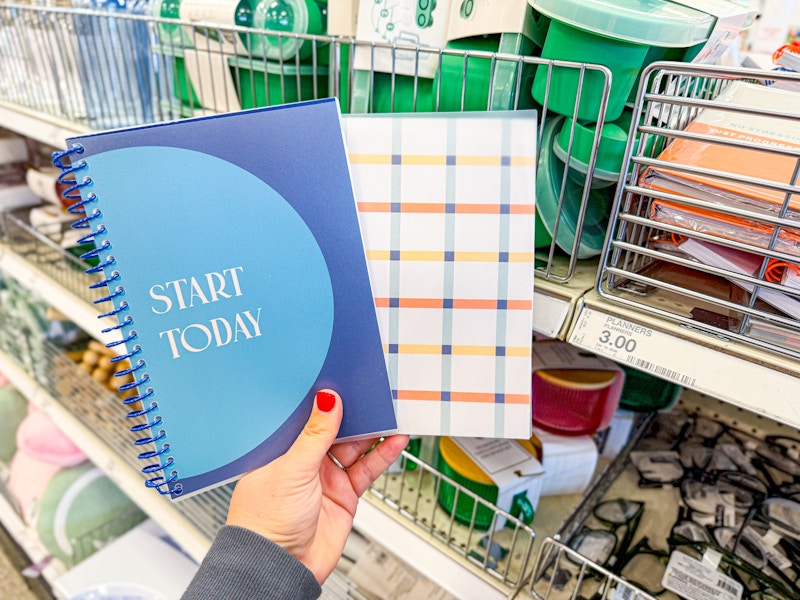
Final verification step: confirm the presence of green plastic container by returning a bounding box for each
[618,364,682,412]
[536,116,612,258]
[236,0,329,63]
[231,56,328,108]
[553,118,629,189]
[151,0,200,110]
[436,437,536,530]
[371,72,435,113]
[434,36,499,112]
[529,0,714,122]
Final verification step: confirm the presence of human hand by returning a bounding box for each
[226,389,409,584]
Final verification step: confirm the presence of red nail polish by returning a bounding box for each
[316,390,335,412]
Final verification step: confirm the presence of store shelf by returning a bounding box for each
[569,290,800,430]
[0,242,123,351]
[533,258,599,339]
[0,101,89,150]
[0,349,213,564]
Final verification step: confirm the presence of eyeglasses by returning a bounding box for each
[567,411,800,598]
[567,499,645,571]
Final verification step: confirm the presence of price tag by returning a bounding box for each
[569,307,697,388]
[662,550,742,600]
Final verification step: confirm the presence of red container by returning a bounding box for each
[531,368,623,436]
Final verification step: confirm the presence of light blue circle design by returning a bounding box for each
[87,146,334,478]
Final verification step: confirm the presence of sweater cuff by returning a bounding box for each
[182,525,322,600]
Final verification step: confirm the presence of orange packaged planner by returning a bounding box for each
[640,81,800,255]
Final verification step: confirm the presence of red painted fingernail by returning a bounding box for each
[316,390,336,412]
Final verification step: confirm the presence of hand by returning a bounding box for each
[226,389,409,583]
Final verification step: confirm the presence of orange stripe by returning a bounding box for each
[456,204,498,214]
[399,298,443,308]
[452,299,498,309]
[398,390,442,401]
[404,203,445,213]
[374,298,532,310]
[357,201,391,212]
[506,300,533,310]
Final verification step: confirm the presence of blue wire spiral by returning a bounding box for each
[51,145,180,497]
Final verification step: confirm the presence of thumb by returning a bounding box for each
[286,389,342,468]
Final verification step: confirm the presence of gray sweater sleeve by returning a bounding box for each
[182,525,322,600]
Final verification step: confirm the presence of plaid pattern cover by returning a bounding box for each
[343,111,537,438]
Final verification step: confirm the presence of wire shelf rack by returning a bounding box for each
[598,62,800,361]
[0,1,613,282]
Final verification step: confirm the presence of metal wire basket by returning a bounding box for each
[0,1,614,282]
[598,62,800,361]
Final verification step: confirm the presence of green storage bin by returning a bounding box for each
[529,0,714,122]
[231,56,329,108]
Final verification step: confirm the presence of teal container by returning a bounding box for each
[529,0,714,122]
[553,117,629,189]
[536,116,612,258]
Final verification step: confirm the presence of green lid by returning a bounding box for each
[528,0,714,47]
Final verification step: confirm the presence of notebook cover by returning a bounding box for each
[64,98,396,499]
[343,111,536,439]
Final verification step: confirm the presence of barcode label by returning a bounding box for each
[625,356,697,387]
[717,579,739,595]
[663,551,742,600]
[612,583,636,600]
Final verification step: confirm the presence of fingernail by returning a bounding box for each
[316,390,335,412]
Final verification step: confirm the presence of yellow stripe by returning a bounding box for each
[510,156,536,166]
[365,250,392,260]
[348,154,392,164]
[454,251,535,262]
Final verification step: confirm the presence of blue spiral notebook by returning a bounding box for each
[53,98,397,500]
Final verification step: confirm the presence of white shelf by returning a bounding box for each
[0,350,212,564]
[0,102,89,150]
[0,244,124,352]
[533,259,598,339]
[569,291,800,430]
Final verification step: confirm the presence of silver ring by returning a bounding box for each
[327,451,350,472]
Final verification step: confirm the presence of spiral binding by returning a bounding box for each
[51,144,181,497]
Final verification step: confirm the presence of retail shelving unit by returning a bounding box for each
[3,4,800,600]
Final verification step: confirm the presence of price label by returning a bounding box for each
[662,550,742,600]
[570,307,703,388]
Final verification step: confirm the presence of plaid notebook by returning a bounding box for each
[343,111,537,438]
